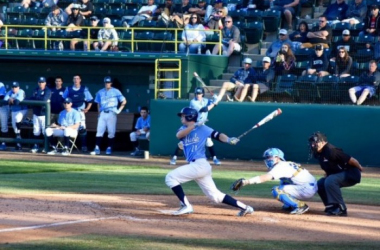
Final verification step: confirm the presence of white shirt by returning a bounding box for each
[182,24,206,42]
[138,5,157,18]
[268,161,316,186]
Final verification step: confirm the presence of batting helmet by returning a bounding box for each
[104,76,112,83]
[242,58,253,65]
[194,87,205,97]
[263,148,285,170]
[177,107,198,122]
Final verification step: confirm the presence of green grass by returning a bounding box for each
[1,235,379,250]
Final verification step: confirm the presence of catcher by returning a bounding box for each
[231,148,318,215]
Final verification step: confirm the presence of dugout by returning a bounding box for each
[150,100,380,167]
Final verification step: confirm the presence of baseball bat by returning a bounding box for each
[193,72,214,95]
[237,108,282,139]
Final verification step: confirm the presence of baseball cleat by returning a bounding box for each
[213,157,221,165]
[290,204,309,215]
[170,156,177,165]
[90,148,100,155]
[130,148,140,156]
[237,206,254,217]
[106,147,112,155]
[30,144,39,153]
[172,205,193,216]
[61,147,70,156]
[47,149,57,155]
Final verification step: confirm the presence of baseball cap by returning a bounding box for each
[103,17,110,24]
[38,76,46,83]
[279,29,288,35]
[263,56,271,63]
[90,16,99,21]
[104,76,112,83]
[342,29,350,36]
[12,82,20,88]
[214,0,223,3]
[315,44,323,50]
[71,3,80,9]
[371,5,379,9]
[63,97,72,103]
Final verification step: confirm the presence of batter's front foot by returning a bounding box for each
[172,204,193,215]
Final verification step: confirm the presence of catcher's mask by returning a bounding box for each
[263,148,285,170]
[308,131,327,159]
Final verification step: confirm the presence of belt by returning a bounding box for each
[102,110,110,113]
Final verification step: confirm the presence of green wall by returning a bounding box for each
[150,100,380,167]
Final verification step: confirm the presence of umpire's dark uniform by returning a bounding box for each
[313,143,361,216]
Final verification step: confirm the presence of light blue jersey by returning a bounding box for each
[135,115,151,130]
[94,87,126,113]
[4,89,28,112]
[62,86,93,111]
[58,109,81,127]
[0,82,6,97]
[190,97,212,122]
[179,125,213,162]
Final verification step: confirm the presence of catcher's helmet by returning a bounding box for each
[104,76,112,83]
[263,148,285,170]
[177,107,198,122]
[242,57,253,65]
[194,87,205,97]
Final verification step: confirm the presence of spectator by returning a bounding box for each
[66,0,94,19]
[130,107,151,156]
[72,15,99,51]
[97,17,119,52]
[289,21,309,50]
[330,29,356,60]
[334,47,352,78]
[122,0,157,28]
[154,0,175,24]
[348,60,380,105]
[238,0,267,11]
[179,13,206,54]
[302,16,332,49]
[45,5,67,28]
[271,0,299,30]
[247,57,275,102]
[302,44,329,77]
[4,82,28,151]
[50,76,65,124]
[62,74,94,152]
[45,97,81,156]
[66,4,84,33]
[90,76,126,156]
[169,0,192,28]
[205,0,228,23]
[341,0,367,26]
[273,43,296,75]
[213,58,256,104]
[205,7,227,32]
[23,0,58,8]
[360,5,380,38]
[266,29,294,59]
[323,0,348,25]
[189,0,207,21]
[0,81,9,151]
[30,77,52,154]
[211,16,241,56]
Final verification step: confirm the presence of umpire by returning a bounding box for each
[308,131,363,216]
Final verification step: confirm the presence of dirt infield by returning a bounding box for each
[0,152,380,244]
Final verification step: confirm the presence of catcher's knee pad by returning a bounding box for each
[206,137,214,147]
[272,186,300,208]
[130,131,137,141]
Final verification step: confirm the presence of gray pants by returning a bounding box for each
[317,168,361,209]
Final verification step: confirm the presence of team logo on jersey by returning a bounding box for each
[184,133,200,145]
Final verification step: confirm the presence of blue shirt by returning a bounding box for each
[62,85,93,111]
[94,87,126,113]
[0,82,6,97]
[50,86,66,114]
[135,115,151,130]
[58,108,81,127]
[4,89,28,112]
[178,124,213,162]
[31,86,52,116]
[190,97,212,122]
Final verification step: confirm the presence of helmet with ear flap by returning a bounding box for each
[177,107,198,122]
[194,87,205,97]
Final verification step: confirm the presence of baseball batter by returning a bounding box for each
[165,107,254,216]
[4,82,28,151]
[62,74,93,152]
[232,148,317,215]
[90,76,126,156]
[0,82,9,150]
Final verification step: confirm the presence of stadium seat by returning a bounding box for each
[331,22,351,37]
[294,74,318,103]
[262,9,281,32]
[244,21,263,49]
[272,74,297,102]
[244,9,263,23]
[152,31,174,52]
[316,75,339,103]
[350,22,364,37]
[138,20,157,27]
[32,29,49,50]
[109,7,126,19]
[135,31,154,51]
[338,75,359,103]
[293,60,310,76]
[125,0,140,9]
[118,30,133,52]
[354,48,374,63]
[6,6,25,20]
[294,48,314,62]
[16,29,34,49]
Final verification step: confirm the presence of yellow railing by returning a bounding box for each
[0,24,222,54]
[155,59,181,99]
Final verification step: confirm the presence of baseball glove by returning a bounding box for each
[230,178,245,192]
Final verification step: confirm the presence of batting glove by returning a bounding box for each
[227,137,239,145]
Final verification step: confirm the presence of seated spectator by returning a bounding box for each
[211,16,241,56]
[205,7,227,32]
[213,58,256,104]
[238,0,267,11]
[302,44,329,77]
[23,0,57,8]
[96,17,119,52]
[247,57,275,102]
[302,16,331,49]
[205,0,228,24]
[66,0,94,19]
[334,47,352,78]
[348,60,380,105]
[122,0,157,28]
[45,4,67,29]
[360,5,380,38]
[66,4,84,32]
[188,0,207,22]
[266,29,294,59]
[289,21,309,50]
[330,29,356,60]
[45,97,81,156]
[323,0,348,25]
[130,107,151,156]
[179,14,206,54]
[271,0,299,30]
[154,0,175,24]
[71,15,99,51]
[168,0,192,28]
[341,0,367,26]
[273,43,296,75]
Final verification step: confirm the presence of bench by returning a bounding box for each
[85,112,135,133]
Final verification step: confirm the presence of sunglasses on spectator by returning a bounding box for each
[319,20,325,23]
[218,10,223,13]
[316,48,323,51]
[339,51,345,53]
[191,17,197,19]
[225,21,232,23]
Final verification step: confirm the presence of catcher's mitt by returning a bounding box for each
[230,178,245,192]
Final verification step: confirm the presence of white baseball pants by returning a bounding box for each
[96,112,117,138]
[33,114,46,136]
[45,127,78,138]
[11,110,27,134]
[0,106,9,133]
